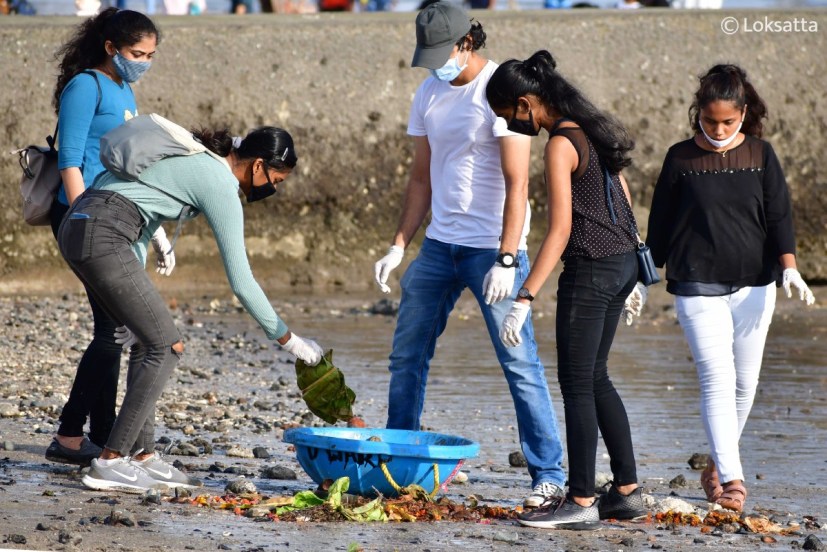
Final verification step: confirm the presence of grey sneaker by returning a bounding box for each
[130,453,202,489]
[524,481,564,508]
[82,457,169,494]
[598,485,647,520]
[518,495,600,530]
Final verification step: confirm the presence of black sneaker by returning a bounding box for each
[45,438,102,467]
[518,495,600,530]
[598,485,647,520]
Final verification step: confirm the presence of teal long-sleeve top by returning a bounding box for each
[93,153,289,340]
[57,71,138,205]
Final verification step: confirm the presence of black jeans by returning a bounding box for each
[50,200,121,447]
[555,251,638,498]
[58,190,182,455]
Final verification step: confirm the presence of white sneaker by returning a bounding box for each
[524,481,565,508]
[130,453,202,489]
[82,457,169,494]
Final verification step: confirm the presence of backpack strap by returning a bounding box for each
[81,69,103,112]
[49,70,103,152]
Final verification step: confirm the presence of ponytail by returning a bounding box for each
[689,64,768,138]
[191,127,234,157]
[53,8,159,114]
[486,50,634,173]
[193,126,298,170]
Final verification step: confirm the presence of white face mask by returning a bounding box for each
[700,120,743,149]
[699,106,746,149]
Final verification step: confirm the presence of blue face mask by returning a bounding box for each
[112,52,152,83]
[429,51,468,82]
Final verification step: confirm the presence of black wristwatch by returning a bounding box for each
[496,252,519,269]
[517,287,535,302]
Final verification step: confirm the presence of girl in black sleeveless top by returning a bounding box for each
[486,50,647,530]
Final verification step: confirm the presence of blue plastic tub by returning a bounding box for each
[283,427,480,497]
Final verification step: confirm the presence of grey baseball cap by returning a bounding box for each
[411,1,472,70]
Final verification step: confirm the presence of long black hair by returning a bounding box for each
[192,126,298,171]
[689,64,768,138]
[53,8,160,114]
[486,50,634,174]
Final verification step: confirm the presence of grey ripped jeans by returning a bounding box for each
[58,189,181,456]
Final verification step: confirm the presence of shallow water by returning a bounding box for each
[224,290,827,513]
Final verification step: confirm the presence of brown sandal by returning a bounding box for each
[700,458,723,502]
[716,480,747,513]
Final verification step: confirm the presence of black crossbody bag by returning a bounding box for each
[602,166,661,286]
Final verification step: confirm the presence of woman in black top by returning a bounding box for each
[646,64,815,513]
[486,50,647,530]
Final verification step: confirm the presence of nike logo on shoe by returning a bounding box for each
[111,469,139,482]
[146,467,173,479]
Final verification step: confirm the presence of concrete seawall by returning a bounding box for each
[2,10,825,290]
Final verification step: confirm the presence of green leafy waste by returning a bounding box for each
[295,349,356,424]
[275,477,387,522]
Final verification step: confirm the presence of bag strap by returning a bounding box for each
[49,70,103,153]
[602,164,645,248]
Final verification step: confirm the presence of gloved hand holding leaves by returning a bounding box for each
[295,349,356,424]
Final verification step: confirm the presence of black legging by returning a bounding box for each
[555,252,639,498]
[50,200,122,447]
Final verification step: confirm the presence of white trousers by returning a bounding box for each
[675,284,776,484]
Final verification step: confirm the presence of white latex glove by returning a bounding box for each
[374,245,404,294]
[500,302,531,348]
[622,283,649,326]
[281,333,324,366]
[114,325,137,351]
[483,264,516,305]
[782,268,815,305]
[150,226,176,277]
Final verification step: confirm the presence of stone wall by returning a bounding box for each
[1,10,825,289]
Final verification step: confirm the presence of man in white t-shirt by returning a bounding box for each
[373,1,566,508]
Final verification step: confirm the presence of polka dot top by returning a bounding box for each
[552,125,638,260]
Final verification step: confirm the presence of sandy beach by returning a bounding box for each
[0,278,824,551]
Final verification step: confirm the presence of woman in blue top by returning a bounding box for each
[58,123,325,493]
[46,8,165,467]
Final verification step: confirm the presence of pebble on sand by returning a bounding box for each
[507,451,527,468]
[669,474,688,488]
[105,510,136,527]
[252,446,271,459]
[0,403,21,418]
[226,446,255,459]
[226,478,258,495]
[260,465,298,480]
[687,453,710,470]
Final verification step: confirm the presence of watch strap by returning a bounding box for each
[496,252,519,268]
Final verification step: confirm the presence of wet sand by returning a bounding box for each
[0,284,824,551]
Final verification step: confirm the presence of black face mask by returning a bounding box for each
[245,163,277,203]
[507,107,540,136]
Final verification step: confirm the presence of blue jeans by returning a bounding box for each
[58,190,182,456]
[386,238,566,488]
[556,252,638,497]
